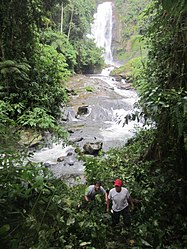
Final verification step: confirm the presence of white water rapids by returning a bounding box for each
[31,2,140,183]
[90,67,138,146]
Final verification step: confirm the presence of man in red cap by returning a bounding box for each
[107,179,134,227]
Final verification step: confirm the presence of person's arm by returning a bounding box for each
[105,192,108,203]
[106,198,110,212]
[101,187,108,203]
[105,191,109,212]
[101,187,109,210]
[84,187,90,202]
[106,190,111,212]
[84,194,89,202]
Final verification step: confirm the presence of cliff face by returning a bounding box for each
[111,2,124,64]
[111,0,150,64]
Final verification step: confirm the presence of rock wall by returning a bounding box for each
[111,0,126,64]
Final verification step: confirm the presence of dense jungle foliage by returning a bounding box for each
[111,0,150,82]
[0,0,187,248]
[113,0,150,62]
[0,0,104,136]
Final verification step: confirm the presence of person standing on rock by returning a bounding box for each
[107,179,134,227]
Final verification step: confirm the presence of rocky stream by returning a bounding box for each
[31,1,140,185]
[31,69,139,185]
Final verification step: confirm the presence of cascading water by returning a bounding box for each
[31,2,140,183]
[89,1,140,148]
[90,2,113,64]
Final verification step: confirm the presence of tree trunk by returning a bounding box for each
[60,3,63,33]
[67,5,74,40]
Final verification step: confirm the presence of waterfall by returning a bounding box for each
[90,2,113,64]
[31,1,139,183]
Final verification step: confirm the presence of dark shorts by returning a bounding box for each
[112,206,131,227]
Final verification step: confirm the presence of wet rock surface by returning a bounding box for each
[62,74,137,151]
[31,73,138,184]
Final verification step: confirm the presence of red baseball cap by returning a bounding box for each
[114,179,123,187]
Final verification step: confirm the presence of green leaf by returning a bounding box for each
[35,175,44,187]
[0,224,10,235]
[141,239,153,247]
[79,241,91,246]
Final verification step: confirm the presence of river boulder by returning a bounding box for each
[83,141,103,155]
[77,106,89,115]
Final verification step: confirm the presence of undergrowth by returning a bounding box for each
[1,128,187,248]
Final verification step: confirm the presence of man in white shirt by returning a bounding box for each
[107,179,134,227]
[84,181,108,203]
[77,181,108,211]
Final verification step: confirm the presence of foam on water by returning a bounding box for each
[31,144,73,165]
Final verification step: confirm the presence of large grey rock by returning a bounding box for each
[83,141,103,155]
